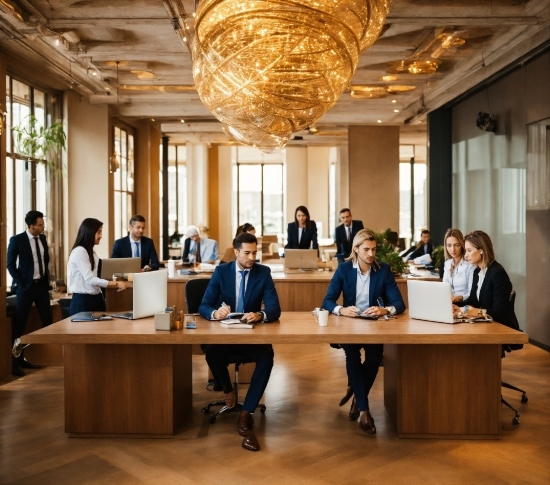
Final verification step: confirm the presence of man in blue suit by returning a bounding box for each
[111,215,159,271]
[334,208,364,263]
[323,229,405,435]
[7,210,53,376]
[199,232,281,452]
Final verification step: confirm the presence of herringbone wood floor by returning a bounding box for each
[1,343,549,485]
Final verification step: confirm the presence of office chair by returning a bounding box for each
[184,278,267,424]
[501,290,528,425]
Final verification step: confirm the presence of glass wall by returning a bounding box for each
[167,145,187,243]
[399,145,427,243]
[113,126,135,240]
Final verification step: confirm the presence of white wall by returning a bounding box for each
[307,146,331,238]
[186,143,208,230]
[63,91,110,259]
[285,147,308,227]
[217,145,234,250]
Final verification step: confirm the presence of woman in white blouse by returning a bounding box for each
[68,218,127,315]
[442,228,474,302]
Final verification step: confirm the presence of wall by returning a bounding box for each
[348,126,400,232]
[186,144,208,232]
[451,48,550,344]
[285,147,308,231]
[63,91,110,262]
[217,146,234,251]
[307,146,330,238]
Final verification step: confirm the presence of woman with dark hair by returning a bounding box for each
[285,205,318,250]
[442,228,474,302]
[235,223,256,237]
[454,230,519,330]
[68,218,127,315]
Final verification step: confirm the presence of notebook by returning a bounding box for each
[71,312,113,322]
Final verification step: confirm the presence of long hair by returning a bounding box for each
[464,230,495,269]
[235,222,255,237]
[72,218,103,270]
[294,206,311,229]
[346,228,381,271]
[443,228,466,260]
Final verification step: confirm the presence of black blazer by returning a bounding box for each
[458,261,519,330]
[334,220,364,262]
[7,232,50,291]
[111,235,160,270]
[407,241,434,261]
[285,221,318,250]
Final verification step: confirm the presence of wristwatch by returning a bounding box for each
[463,305,470,313]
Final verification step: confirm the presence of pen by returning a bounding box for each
[377,297,389,321]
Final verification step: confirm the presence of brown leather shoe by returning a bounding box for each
[359,411,376,434]
[224,390,236,409]
[237,410,254,436]
[242,431,260,452]
[349,397,360,421]
[339,386,354,406]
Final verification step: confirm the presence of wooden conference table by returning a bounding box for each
[22,311,527,440]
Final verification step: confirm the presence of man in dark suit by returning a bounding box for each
[199,232,281,452]
[334,208,364,263]
[111,215,160,271]
[406,229,434,263]
[7,210,53,376]
[323,229,405,435]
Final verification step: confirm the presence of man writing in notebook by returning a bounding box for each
[199,232,281,452]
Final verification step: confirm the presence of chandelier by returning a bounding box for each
[192,0,388,152]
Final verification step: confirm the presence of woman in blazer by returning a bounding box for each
[285,206,318,250]
[442,228,475,302]
[454,230,519,330]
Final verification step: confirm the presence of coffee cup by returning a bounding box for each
[315,309,329,326]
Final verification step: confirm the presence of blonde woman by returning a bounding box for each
[442,228,475,302]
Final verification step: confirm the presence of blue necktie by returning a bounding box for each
[134,242,140,258]
[237,270,247,313]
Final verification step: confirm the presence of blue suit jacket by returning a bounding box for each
[7,232,50,291]
[199,261,281,322]
[285,221,319,250]
[334,220,364,262]
[322,260,405,314]
[111,235,160,270]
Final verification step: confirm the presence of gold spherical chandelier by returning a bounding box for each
[192,0,389,152]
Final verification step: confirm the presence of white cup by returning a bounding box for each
[167,260,176,278]
[315,309,329,326]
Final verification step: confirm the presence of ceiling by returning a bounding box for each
[1,0,549,148]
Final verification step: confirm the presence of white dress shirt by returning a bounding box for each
[68,246,109,294]
[298,227,303,245]
[476,268,487,300]
[26,230,45,280]
[442,258,475,299]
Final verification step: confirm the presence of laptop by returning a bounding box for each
[284,249,318,273]
[408,280,468,324]
[113,270,168,320]
[99,257,141,280]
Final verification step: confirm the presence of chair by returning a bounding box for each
[184,279,267,424]
[58,298,72,320]
[501,290,528,424]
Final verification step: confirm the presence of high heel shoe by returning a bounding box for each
[349,397,360,421]
[339,386,354,406]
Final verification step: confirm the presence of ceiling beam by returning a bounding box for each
[386,16,540,25]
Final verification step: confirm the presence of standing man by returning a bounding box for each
[199,232,281,452]
[7,210,53,376]
[182,225,218,264]
[111,215,160,271]
[322,229,405,435]
[334,208,364,263]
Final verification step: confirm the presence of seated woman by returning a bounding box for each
[322,229,405,435]
[235,223,256,237]
[285,206,318,250]
[453,230,519,330]
[442,228,475,303]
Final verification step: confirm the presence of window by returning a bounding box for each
[113,126,135,240]
[236,147,284,235]
[399,145,427,242]
[167,145,187,239]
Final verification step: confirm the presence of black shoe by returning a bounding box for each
[21,359,41,369]
[12,366,25,377]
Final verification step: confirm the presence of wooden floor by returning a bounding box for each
[1,343,549,485]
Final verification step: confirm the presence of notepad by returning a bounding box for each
[71,312,113,322]
[220,319,255,329]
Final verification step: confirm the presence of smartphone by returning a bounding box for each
[185,322,196,329]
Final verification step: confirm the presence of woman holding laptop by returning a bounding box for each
[68,218,127,316]
[442,228,475,302]
[285,205,318,250]
[453,230,519,330]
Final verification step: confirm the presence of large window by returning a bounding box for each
[237,154,283,235]
[167,145,187,240]
[399,145,427,243]
[113,126,135,240]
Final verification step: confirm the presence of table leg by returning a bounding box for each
[384,344,501,439]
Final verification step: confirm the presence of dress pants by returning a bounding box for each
[205,344,274,413]
[341,344,383,412]
[70,293,106,316]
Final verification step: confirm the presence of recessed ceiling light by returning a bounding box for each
[151,118,155,122]
[394,109,400,112]
[131,70,156,79]
[381,75,397,82]
[377,120,382,123]
[92,71,97,76]
[180,119,185,123]
[392,99,396,103]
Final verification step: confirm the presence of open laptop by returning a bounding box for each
[99,257,141,281]
[408,280,468,324]
[284,249,318,274]
[113,270,168,320]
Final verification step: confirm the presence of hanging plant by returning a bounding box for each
[12,114,66,171]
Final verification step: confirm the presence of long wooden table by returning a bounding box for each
[22,312,527,439]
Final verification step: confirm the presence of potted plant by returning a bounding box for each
[372,228,407,276]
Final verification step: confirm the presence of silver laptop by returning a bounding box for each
[99,257,141,281]
[408,280,466,324]
[284,249,318,273]
[113,270,168,320]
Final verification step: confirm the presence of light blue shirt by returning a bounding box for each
[130,238,141,258]
[332,261,371,315]
[443,258,475,299]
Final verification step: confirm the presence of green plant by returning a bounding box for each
[431,245,445,275]
[371,228,407,275]
[12,114,66,170]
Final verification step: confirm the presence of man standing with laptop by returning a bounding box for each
[199,232,281,452]
[111,215,159,271]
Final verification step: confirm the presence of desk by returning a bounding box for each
[22,312,527,439]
